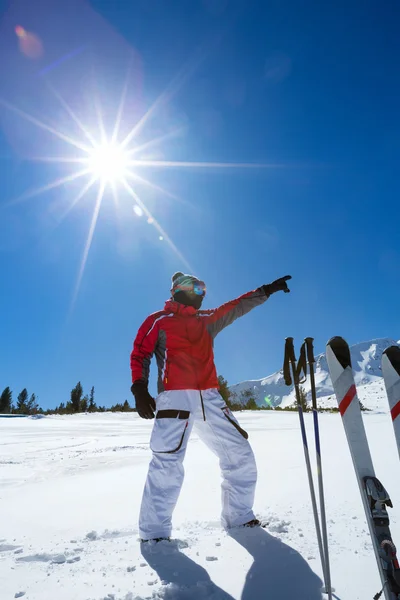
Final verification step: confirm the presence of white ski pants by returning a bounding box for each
[139,388,257,540]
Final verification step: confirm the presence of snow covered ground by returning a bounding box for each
[1,409,400,600]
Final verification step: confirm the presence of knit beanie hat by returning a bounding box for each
[170,272,205,296]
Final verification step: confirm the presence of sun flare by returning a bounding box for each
[1,67,282,312]
[86,142,130,184]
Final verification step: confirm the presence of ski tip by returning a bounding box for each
[383,345,400,375]
[326,336,352,369]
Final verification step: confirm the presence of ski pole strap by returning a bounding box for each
[283,338,307,385]
[297,343,307,384]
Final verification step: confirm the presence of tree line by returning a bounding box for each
[1,376,364,415]
[0,383,136,415]
[0,387,39,415]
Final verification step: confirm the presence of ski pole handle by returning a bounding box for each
[283,337,296,385]
[305,337,315,364]
[285,337,296,362]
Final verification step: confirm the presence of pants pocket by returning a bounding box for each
[150,409,190,454]
[221,407,249,440]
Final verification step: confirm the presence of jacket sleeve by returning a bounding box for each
[202,288,268,338]
[130,314,160,384]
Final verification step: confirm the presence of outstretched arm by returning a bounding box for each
[203,275,291,338]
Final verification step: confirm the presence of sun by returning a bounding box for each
[0,71,282,312]
[86,141,129,184]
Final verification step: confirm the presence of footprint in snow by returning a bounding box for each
[67,556,81,564]
[15,593,25,598]
[269,523,289,534]
[206,556,218,562]
[84,529,136,543]
[0,543,22,552]
[17,553,66,564]
[17,552,80,564]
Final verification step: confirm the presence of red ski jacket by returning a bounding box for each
[130,289,268,392]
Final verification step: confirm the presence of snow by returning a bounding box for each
[1,408,400,600]
[231,337,400,410]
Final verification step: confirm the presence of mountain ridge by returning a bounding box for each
[230,337,400,410]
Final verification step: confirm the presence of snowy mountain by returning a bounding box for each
[231,337,400,411]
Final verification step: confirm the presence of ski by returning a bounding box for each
[326,336,400,600]
[382,346,400,462]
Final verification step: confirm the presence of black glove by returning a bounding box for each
[131,382,156,419]
[262,275,292,297]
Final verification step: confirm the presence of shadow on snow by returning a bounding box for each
[229,526,323,600]
[141,539,234,599]
[140,527,323,600]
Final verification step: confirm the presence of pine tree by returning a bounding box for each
[70,382,83,413]
[246,397,259,410]
[297,386,308,412]
[218,375,241,409]
[16,388,29,414]
[123,399,130,411]
[88,386,96,412]
[81,395,89,412]
[0,387,13,414]
[26,393,38,415]
[239,388,259,410]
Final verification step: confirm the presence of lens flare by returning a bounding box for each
[15,25,26,38]
[264,395,273,408]
[15,25,43,59]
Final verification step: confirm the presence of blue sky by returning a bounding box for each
[1,0,399,410]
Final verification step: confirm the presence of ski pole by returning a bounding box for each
[305,337,332,600]
[283,337,328,594]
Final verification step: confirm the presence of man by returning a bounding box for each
[130,272,291,542]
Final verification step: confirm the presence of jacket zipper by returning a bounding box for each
[184,317,206,421]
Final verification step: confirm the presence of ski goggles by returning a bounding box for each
[193,281,206,296]
[173,279,206,296]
